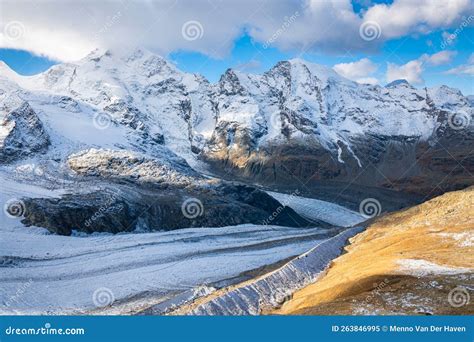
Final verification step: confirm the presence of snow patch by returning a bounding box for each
[397,259,472,277]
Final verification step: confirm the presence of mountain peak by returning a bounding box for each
[385,79,411,88]
[288,58,349,83]
[0,60,20,81]
[81,48,111,62]
[80,47,170,68]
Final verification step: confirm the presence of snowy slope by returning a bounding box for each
[4,48,216,164]
[267,191,364,227]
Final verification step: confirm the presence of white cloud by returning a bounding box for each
[0,0,471,62]
[234,59,262,72]
[421,51,457,66]
[333,58,379,84]
[445,53,474,75]
[386,51,459,84]
[364,0,472,38]
[0,0,251,61]
[356,77,379,85]
[386,60,424,84]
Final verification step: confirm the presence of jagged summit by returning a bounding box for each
[385,79,411,88]
[288,58,349,83]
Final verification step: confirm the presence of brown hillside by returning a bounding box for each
[274,186,474,315]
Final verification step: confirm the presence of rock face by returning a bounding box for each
[21,182,317,236]
[203,62,473,197]
[0,95,50,162]
[67,148,200,186]
[18,148,318,235]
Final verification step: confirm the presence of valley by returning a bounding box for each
[0,48,472,315]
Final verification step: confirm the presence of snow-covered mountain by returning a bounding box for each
[0,47,473,235]
[205,58,473,196]
[3,49,472,165]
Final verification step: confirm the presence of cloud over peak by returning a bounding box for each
[333,58,379,84]
[0,0,472,62]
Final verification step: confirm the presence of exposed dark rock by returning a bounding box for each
[20,182,320,236]
[0,98,50,163]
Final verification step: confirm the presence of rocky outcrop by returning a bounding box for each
[0,95,50,162]
[20,182,319,235]
[67,148,200,186]
[16,147,320,235]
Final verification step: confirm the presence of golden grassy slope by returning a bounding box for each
[274,186,474,315]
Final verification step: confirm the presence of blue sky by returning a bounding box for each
[170,29,473,94]
[0,0,473,94]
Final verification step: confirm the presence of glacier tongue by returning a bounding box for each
[187,226,365,315]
